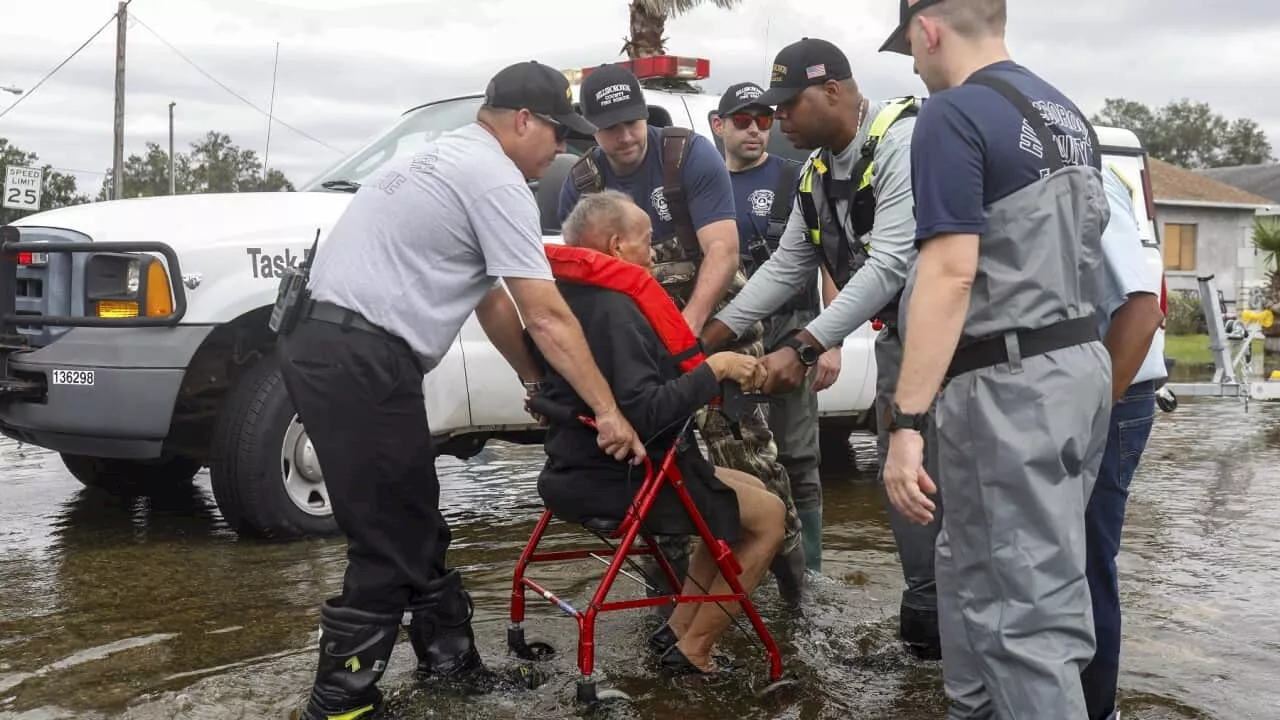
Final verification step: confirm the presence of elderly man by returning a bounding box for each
[532,188,785,674]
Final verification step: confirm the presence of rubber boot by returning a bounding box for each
[899,604,941,661]
[797,506,823,573]
[296,599,400,720]
[770,542,809,609]
[407,570,490,683]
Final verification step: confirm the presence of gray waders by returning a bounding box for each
[900,74,1113,719]
[873,325,942,657]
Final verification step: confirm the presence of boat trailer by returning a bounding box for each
[1158,275,1280,412]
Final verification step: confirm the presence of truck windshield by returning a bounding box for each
[299,96,485,192]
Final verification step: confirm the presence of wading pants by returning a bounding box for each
[763,309,823,569]
[872,326,941,615]
[1081,379,1157,719]
[278,316,451,614]
[935,343,1111,720]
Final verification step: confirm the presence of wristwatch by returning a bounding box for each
[783,336,821,367]
[884,401,929,433]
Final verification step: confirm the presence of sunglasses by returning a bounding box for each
[534,113,571,142]
[725,112,774,131]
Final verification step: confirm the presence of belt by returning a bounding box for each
[946,315,1099,380]
[303,300,392,337]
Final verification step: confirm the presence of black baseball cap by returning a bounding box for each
[757,38,854,106]
[879,0,948,55]
[579,64,649,130]
[718,82,772,116]
[483,60,597,135]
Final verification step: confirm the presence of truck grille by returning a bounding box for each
[7,227,93,347]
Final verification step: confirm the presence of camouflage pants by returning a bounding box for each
[639,317,802,598]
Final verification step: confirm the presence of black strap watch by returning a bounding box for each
[884,401,928,433]
[783,336,821,367]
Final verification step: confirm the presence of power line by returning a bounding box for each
[129,13,345,155]
[0,12,120,122]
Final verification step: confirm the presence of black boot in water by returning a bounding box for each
[899,604,941,661]
[296,599,401,720]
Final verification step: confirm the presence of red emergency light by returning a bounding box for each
[576,55,711,82]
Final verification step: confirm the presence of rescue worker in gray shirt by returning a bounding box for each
[700,37,942,659]
[880,0,1112,717]
[276,61,645,720]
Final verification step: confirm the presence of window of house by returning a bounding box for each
[1163,223,1197,271]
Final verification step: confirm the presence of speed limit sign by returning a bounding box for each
[3,165,44,211]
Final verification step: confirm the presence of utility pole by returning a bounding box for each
[168,101,176,195]
[111,1,128,200]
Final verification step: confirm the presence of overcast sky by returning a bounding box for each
[1,0,1276,195]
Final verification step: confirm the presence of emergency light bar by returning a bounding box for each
[563,55,711,85]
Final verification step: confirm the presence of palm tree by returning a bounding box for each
[624,0,743,58]
[1253,215,1280,337]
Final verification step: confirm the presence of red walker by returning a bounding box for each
[506,394,789,703]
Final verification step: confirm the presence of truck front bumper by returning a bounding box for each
[0,326,214,459]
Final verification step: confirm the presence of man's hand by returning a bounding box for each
[813,347,841,392]
[699,319,737,353]
[760,348,808,395]
[594,407,646,464]
[883,429,937,524]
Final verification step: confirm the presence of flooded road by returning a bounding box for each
[2,398,1279,719]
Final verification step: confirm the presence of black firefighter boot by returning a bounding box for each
[295,598,401,720]
[407,569,540,693]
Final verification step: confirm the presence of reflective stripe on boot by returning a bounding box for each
[298,599,400,720]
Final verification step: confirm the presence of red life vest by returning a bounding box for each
[544,244,707,374]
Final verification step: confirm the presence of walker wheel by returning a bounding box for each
[755,675,799,699]
[576,680,632,704]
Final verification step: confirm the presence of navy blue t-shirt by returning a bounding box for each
[558,125,736,239]
[910,61,1097,244]
[729,154,794,259]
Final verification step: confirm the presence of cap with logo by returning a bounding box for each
[483,60,597,135]
[579,64,650,130]
[718,82,771,116]
[879,0,948,55]
[757,38,854,107]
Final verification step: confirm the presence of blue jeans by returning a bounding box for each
[1081,379,1156,719]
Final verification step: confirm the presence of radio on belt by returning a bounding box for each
[267,228,320,336]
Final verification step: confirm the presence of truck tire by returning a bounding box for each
[818,417,859,474]
[209,353,340,540]
[61,453,203,494]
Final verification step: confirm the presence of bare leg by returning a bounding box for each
[676,467,784,671]
[668,540,717,637]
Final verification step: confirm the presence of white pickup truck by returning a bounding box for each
[0,56,1164,541]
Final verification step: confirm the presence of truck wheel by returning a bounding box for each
[209,354,340,540]
[61,454,203,494]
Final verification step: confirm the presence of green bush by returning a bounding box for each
[1165,290,1208,335]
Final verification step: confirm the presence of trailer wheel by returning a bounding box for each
[209,354,340,540]
[61,454,203,494]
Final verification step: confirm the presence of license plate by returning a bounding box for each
[51,369,95,386]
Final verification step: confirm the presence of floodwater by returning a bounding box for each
[2,397,1279,719]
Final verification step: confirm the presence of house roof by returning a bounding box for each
[1198,163,1280,204]
[1147,156,1274,208]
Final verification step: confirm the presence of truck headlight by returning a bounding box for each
[85,252,174,319]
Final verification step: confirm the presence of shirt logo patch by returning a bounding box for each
[747,188,774,217]
[805,64,826,79]
[771,64,787,83]
[649,186,672,222]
